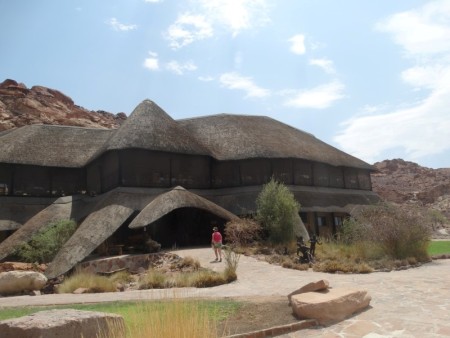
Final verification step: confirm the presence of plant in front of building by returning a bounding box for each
[57,270,117,293]
[222,245,240,282]
[14,219,77,263]
[340,202,431,262]
[256,178,300,245]
[224,218,262,248]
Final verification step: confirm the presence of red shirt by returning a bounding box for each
[212,231,222,243]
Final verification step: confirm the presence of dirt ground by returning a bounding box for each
[217,296,301,336]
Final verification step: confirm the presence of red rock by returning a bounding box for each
[0,78,126,130]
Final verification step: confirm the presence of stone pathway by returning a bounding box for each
[0,248,449,337]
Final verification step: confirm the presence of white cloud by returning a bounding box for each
[166,60,197,75]
[401,64,447,90]
[198,76,214,82]
[107,17,137,31]
[165,13,213,49]
[334,80,450,164]
[164,0,270,49]
[220,72,270,98]
[197,0,270,37]
[288,34,306,55]
[376,0,450,56]
[144,0,163,2]
[309,58,336,74]
[335,0,450,165]
[234,51,243,69]
[143,52,159,71]
[283,81,345,109]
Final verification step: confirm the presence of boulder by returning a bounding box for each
[288,279,329,304]
[291,288,371,325]
[0,262,47,273]
[0,309,125,338]
[72,287,90,294]
[0,271,47,295]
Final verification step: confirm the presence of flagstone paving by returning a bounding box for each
[0,248,449,337]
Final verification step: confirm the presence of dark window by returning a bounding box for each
[317,216,327,226]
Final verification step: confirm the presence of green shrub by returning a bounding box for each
[256,178,300,245]
[15,219,77,263]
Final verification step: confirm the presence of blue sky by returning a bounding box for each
[1,0,450,169]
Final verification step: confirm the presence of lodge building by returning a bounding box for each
[0,100,379,277]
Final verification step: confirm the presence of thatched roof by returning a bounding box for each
[178,114,373,169]
[0,125,112,167]
[0,100,374,170]
[0,200,73,260]
[45,204,134,279]
[129,186,238,229]
[106,100,210,156]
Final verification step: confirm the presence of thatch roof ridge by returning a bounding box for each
[45,204,134,279]
[0,124,113,167]
[178,114,373,169]
[129,186,238,229]
[106,100,210,156]
[179,113,316,136]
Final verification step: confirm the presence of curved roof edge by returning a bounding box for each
[129,186,238,229]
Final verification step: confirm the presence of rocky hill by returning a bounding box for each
[0,79,126,131]
[371,159,450,236]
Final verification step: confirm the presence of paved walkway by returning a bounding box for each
[1,248,449,337]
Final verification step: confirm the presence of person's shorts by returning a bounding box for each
[213,242,222,248]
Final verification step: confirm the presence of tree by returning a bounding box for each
[256,178,300,244]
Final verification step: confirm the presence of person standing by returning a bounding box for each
[211,226,223,262]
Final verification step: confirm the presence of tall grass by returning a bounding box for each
[0,299,241,338]
[57,270,117,293]
[102,300,219,338]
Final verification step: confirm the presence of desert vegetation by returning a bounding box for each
[13,219,77,263]
[255,177,300,245]
[57,252,240,294]
[225,183,435,273]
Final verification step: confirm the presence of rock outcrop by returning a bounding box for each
[0,262,46,273]
[371,159,450,235]
[290,288,371,325]
[287,279,329,304]
[0,79,126,131]
[0,271,47,295]
[288,280,371,325]
[0,309,125,338]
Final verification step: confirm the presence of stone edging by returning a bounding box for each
[224,319,317,338]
